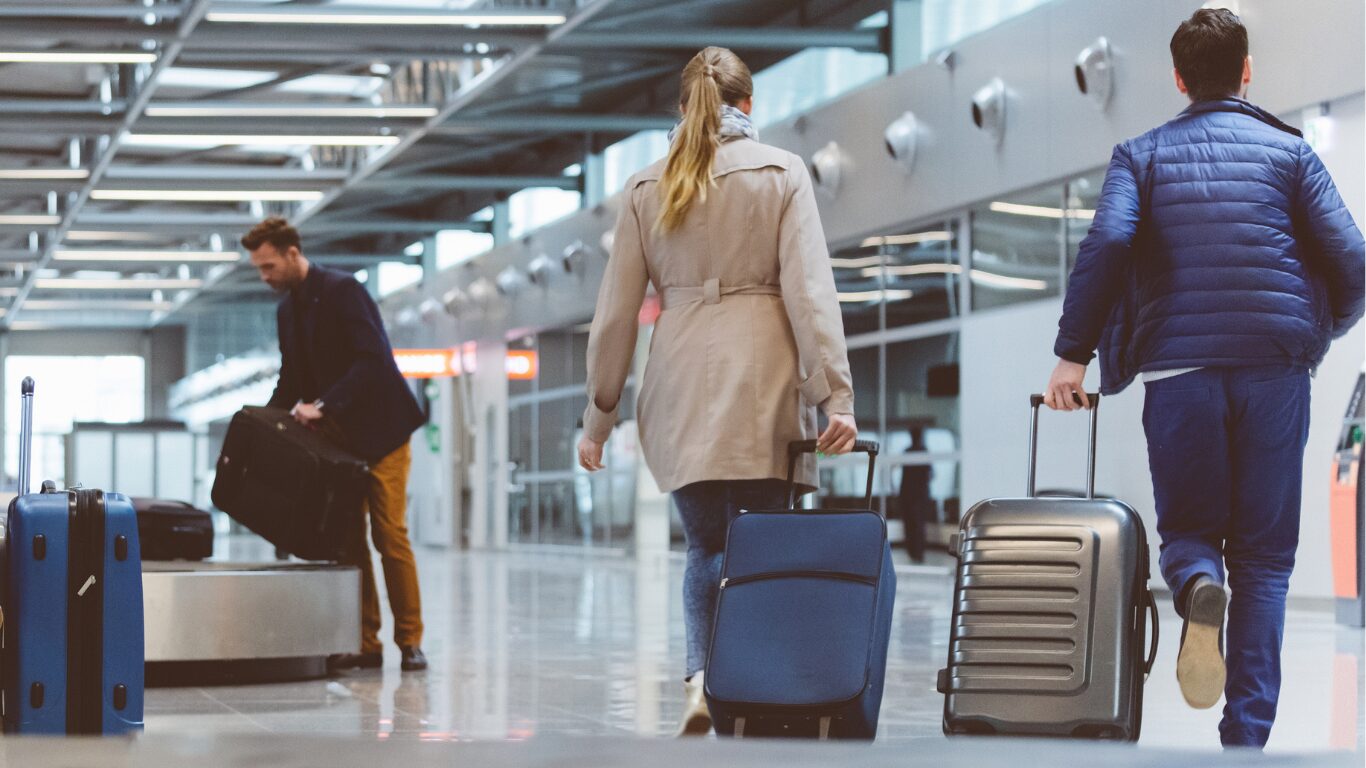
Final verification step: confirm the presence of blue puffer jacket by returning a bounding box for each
[1055,98,1365,394]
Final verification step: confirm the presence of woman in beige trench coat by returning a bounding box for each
[576,47,857,736]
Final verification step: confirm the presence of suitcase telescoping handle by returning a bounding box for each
[785,439,880,509]
[18,376,34,497]
[1027,392,1100,500]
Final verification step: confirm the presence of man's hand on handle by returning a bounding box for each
[1043,360,1093,411]
[290,400,324,427]
[817,413,858,455]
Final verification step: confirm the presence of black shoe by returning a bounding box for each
[400,646,428,672]
[1177,576,1227,709]
[327,652,383,672]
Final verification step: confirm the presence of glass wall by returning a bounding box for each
[969,183,1065,310]
[4,355,146,489]
[1065,171,1105,274]
[507,328,635,548]
[508,187,582,239]
[750,47,889,130]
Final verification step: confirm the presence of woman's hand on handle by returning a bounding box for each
[817,413,858,455]
[577,435,606,472]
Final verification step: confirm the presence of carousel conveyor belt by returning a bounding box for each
[142,561,359,687]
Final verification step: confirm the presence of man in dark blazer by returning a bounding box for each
[244,217,428,672]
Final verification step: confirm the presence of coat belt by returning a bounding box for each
[659,279,782,310]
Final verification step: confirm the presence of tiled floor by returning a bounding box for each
[145,546,1364,756]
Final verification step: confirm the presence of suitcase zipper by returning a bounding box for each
[719,570,879,590]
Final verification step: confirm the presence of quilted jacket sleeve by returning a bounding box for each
[1054,143,1142,364]
[1295,142,1366,338]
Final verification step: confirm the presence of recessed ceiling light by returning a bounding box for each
[91,189,324,202]
[124,134,401,148]
[25,300,174,311]
[54,249,239,263]
[0,51,157,64]
[144,104,438,118]
[64,231,169,242]
[0,214,61,226]
[206,10,566,25]
[35,278,203,291]
[0,168,90,180]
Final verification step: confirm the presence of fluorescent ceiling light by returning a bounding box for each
[91,189,324,202]
[125,134,400,148]
[988,201,1096,221]
[837,289,914,303]
[829,255,886,269]
[159,68,279,90]
[859,231,953,248]
[0,214,60,226]
[969,269,1050,291]
[65,231,168,242]
[25,300,173,311]
[54,249,240,263]
[0,168,90,180]
[0,51,157,64]
[144,104,438,118]
[206,10,566,25]
[279,75,386,97]
[863,263,963,278]
[35,278,203,291]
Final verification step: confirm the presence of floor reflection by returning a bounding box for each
[147,547,1365,753]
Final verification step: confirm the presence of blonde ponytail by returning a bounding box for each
[656,48,753,232]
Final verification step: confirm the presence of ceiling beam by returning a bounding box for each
[466,63,678,116]
[357,174,579,192]
[104,166,349,183]
[188,25,540,52]
[0,21,177,45]
[552,27,885,53]
[187,62,370,101]
[431,113,675,135]
[0,5,183,20]
[0,100,130,115]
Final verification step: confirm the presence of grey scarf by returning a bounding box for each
[667,104,758,144]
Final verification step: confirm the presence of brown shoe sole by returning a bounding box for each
[1177,581,1227,709]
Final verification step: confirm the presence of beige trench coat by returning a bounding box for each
[583,137,854,493]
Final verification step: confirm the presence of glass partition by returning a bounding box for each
[969,183,1065,310]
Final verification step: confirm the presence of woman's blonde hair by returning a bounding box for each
[656,47,753,232]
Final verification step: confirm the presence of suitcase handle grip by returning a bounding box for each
[1027,392,1100,499]
[1143,589,1160,678]
[785,440,880,510]
[18,376,34,497]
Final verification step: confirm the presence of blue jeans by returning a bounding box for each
[672,479,790,678]
[1142,365,1311,747]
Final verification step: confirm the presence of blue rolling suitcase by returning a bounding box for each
[2,377,145,735]
[705,440,895,740]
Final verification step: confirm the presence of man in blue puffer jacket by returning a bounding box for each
[1043,8,1364,748]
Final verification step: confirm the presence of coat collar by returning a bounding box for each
[1179,97,1303,137]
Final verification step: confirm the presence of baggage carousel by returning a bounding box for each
[142,561,359,686]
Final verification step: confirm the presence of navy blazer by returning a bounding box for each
[267,264,425,462]
[1055,98,1365,393]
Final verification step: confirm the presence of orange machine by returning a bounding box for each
[1330,369,1364,627]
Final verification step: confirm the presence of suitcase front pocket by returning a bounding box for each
[708,573,879,708]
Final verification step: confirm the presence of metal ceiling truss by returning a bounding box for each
[0,0,887,329]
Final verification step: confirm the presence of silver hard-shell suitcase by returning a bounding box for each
[937,393,1159,741]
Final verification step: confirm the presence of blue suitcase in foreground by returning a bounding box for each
[2,377,144,735]
[705,440,895,740]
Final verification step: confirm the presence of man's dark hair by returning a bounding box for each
[1170,8,1248,102]
[241,216,301,253]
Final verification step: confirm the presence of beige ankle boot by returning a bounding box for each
[675,672,712,737]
